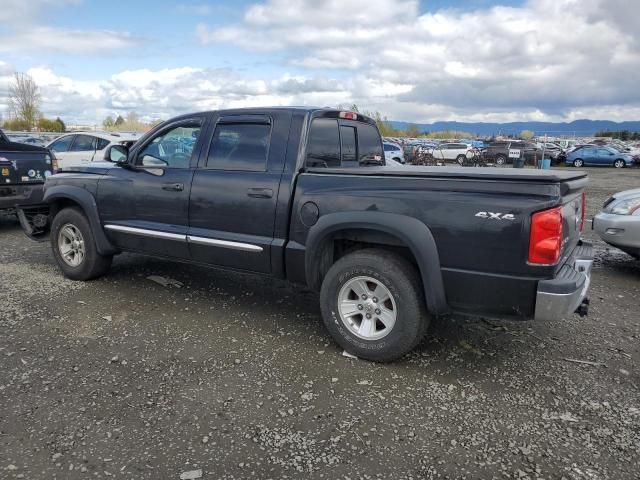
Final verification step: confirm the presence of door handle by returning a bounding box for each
[162,183,184,192]
[247,187,273,198]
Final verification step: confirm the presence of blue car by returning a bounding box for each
[566,146,635,168]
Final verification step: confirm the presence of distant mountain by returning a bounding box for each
[389,119,640,137]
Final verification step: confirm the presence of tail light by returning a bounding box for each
[52,156,59,174]
[528,206,563,265]
[580,192,586,232]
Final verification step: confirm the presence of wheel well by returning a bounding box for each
[311,228,420,290]
[49,198,84,219]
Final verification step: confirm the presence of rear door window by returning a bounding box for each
[70,135,96,152]
[96,138,110,150]
[306,119,340,168]
[207,123,270,172]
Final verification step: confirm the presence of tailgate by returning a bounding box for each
[558,176,588,266]
[0,151,52,186]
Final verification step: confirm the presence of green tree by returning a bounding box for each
[406,124,421,138]
[114,115,125,127]
[55,117,66,132]
[2,117,30,131]
[103,116,115,128]
[519,130,535,140]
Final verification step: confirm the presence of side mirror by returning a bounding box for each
[105,144,129,164]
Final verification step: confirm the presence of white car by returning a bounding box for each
[593,188,640,259]
[47,132,140,170]
[432,142,473,165]
[383,142,405,164]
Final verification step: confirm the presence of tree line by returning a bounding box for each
[594,130,640,141]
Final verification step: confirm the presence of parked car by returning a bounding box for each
[536,143,566,165]
[0,128,55,214]
[18,107,593,362]
[383,141,405,164]
[483,141,550,166]
[593,188,640,258]
[432,142,473,165]
[566,146,635,168]
[47,131,140,171]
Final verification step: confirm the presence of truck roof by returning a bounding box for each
[171,107,378,126]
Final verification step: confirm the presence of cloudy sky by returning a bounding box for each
[0,0,638,125]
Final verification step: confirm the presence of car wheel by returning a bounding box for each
[573,158,584,168]
[613,159,625,168]
[320,249,429,362]
[495,155,507,166]
[51,207,113,281]
[456,154,466,166]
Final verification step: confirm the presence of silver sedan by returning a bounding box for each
[593,188,640,258]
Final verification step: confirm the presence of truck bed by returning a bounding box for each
[306,166,588,183]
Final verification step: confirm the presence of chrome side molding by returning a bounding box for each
[104,224,263,252]
[187,235,263,252]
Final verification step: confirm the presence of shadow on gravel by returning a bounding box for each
[103,252,547,375]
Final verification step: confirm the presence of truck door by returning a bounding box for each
[188,112,291,273]
[98,117,206,259]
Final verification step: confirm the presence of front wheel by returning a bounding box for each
[320,249,429,362]
[573,158,584,167]
[495,155,506,166]
[51,207,112,281]
[613,159,625,168]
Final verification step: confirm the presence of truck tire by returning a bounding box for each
[51,207,112,281]
[320,249,428,362]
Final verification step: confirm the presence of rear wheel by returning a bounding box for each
[456,154,466,166]
[613,159,625,168]
[51,207,112,281]
[573,158,584,168]
[320,249,429,362]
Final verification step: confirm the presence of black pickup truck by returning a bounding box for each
[18,108,593,361]
[0,128,55,214]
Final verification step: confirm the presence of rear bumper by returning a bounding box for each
[534,241,593,321]
[0,183,44,211]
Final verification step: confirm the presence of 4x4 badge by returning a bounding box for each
[475,211,515,220]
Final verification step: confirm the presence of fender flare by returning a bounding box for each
[44,185,118,255]
[305,211,449,315]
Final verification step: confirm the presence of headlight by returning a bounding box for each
[604,196,640,215]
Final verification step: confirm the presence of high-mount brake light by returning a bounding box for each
[528,206,563,265]
[339,111,358,120]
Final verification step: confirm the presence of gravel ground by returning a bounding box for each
[1,168,638,480]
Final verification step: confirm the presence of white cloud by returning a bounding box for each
[0,0,81,23]
[0,0,141,54]
[0,27,141,54]
[2,0,640,124]
[195,0,640,122]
